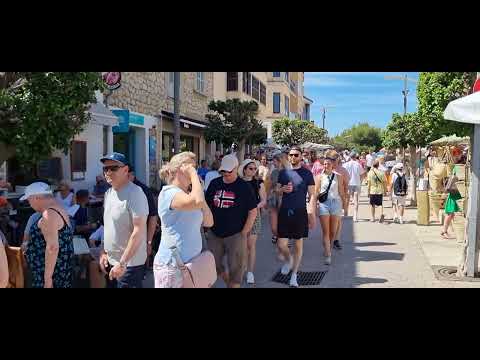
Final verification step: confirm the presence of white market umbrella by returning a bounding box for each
[444,91,480,124]
[444,91,480,277]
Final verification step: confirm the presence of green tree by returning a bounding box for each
[272,118,328,146]
[333,122,383,152]
[0,72,104,168]
[417,72,476,142]
[204,99,264,161]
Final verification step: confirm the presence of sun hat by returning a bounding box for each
[19,182,53,201]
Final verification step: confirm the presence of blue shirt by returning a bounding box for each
[278,167,315,209]
[197,167,209,181]
[154,185,203,265]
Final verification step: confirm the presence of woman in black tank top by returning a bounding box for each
[239,160,267,285]
[21,183,73,288]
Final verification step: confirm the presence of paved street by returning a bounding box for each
[143,186,480,288]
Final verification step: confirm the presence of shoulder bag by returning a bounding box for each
[170,246,217,288]
[318,173,335,203]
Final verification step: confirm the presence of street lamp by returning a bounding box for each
[321,105,336,130]
[384,74,418,116]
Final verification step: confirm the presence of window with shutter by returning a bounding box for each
[71,141,87,181]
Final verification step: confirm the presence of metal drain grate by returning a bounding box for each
[272,271,327,286]
[432,266,462,281]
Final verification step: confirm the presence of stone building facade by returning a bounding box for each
[107,72,214,188]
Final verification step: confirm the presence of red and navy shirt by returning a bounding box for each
[206,177,257,238]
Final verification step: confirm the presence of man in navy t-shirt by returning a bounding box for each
[276,145,316,288]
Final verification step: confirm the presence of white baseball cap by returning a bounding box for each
[20,182,53,201]
[219,154,239,172]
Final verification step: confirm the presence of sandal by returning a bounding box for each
[441,232,453,239]
[272,236,278,244]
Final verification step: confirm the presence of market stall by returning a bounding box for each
[444,90,480,277]
[426,135,470,224]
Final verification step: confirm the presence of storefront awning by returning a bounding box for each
[160,111,207,129]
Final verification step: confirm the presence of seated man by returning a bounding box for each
[93,175,111,198]
[73,190,98,239]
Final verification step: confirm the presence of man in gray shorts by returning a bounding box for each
[205,154,258,288]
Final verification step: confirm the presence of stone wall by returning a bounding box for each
[108,72,165,116]
[163,72,214,121]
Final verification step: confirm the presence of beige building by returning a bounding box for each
[107,72,214,187]
[213,72,313,140]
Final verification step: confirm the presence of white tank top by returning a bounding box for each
[320,172,340,200]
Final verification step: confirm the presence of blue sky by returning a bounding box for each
[304,72,419,136]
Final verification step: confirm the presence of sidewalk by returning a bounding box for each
[145,187,480,288]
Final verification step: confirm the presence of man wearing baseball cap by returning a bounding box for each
[99,152,149,288]
[205,154,258,288]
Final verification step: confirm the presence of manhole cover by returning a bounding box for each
[272,271,327,286]
[433,266,462,281]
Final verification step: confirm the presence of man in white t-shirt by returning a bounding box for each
[366,152,375,172]
[343,153,365,222]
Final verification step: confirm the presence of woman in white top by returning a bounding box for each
[0,230,9,288]
[314,150,345,265]
[154,152,214,288]
[55,181,74,208]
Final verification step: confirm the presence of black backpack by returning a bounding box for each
[393,174,408,196]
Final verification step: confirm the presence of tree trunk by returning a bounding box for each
[237,139,246,164]
[408,145,417,206]
[0,143,15,164]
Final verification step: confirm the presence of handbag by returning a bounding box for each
[5,245,25,288]
[171,246,217,288]
[317,173,335,203]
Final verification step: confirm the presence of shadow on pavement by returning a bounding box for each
[355,242,397,247]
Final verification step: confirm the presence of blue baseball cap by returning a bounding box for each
[100,152,128,166]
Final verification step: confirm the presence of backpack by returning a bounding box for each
[393,174,408,196]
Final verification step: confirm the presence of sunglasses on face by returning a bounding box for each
[103,165,125,173]
[220,170,233,175]
[289,153,301,158]
[325,157,337,162]
[247,167,257,171]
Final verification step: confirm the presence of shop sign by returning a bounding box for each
[103,72,122,91]
[112,109,130,133]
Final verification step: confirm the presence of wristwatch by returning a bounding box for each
[119,261,128,269]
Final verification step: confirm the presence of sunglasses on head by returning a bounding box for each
[103,165,125,173]
[289,153,301,158]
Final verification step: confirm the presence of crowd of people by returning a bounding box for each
[1,144,416,289]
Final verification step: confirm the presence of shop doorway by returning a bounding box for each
[113,128,136,170]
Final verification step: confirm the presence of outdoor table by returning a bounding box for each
[72,235,90,256]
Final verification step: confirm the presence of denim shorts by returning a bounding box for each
[318,197,343,216]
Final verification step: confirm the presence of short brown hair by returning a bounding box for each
[325,150,338,159]
[289,145,302,153]
[373,159,380,168]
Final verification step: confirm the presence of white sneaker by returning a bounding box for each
[246,272,255,284]
[289,273,299,287]
[325,256,332,265]
[281,257,293,275]
[399,218,404,224]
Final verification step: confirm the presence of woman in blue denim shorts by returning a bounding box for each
[314,150,346,266]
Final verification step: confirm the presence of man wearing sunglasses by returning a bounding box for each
[276,145,316,287]
[205,154,258,288]
[99,153,149,288]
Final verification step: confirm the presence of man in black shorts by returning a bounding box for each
[276,145,316,287]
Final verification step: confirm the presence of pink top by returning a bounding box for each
[311,160,324,177]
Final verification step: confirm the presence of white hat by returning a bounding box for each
[219,154,239,172]
[19,182,53,201]
[238,159,257,177]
